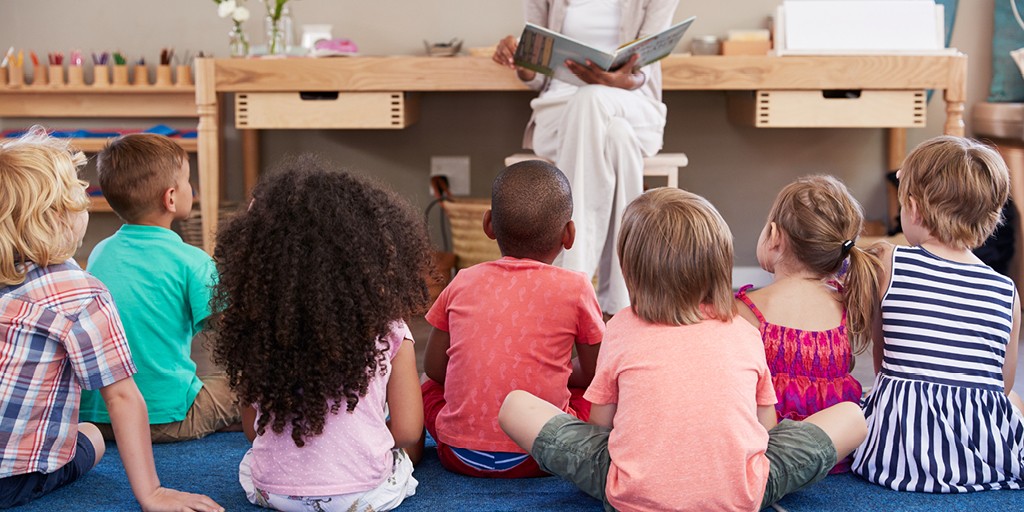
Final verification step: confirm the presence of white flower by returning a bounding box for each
[232,6,250,22]
[218,0,237,18]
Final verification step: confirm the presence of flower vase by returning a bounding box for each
[229,24,250,58]
[264,5,293,55]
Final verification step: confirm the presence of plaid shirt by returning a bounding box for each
[0,260,136,477]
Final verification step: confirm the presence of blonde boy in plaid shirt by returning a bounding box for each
[0,129,222,510]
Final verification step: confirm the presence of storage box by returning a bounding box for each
[721,40,772,56]
[235,91,419,129]
[728,89,926,128]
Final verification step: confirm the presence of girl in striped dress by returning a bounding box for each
[736,175,883,473]
[852,136,1024,492]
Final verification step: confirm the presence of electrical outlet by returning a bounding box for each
[430,156,471,196]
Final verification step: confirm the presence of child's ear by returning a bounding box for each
[482,209,497,240]
[562,220,575,250]
[905,196,921,224]
[162,187,177,214]
[766,222,782,250]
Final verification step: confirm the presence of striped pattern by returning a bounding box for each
[449,447,529,472]
[0,261,136,478]
[852,246,1024,492]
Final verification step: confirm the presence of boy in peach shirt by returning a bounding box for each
[421,160,604,478]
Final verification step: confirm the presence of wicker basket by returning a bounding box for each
[441,197,502,269]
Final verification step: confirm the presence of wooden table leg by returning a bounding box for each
[943,54,967,137]
[242,129,260,198]
[195,58,220,255]
[886,128,907,234]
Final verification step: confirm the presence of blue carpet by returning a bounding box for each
[13,432,1022,511]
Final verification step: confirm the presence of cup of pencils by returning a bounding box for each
[112,52,129,86]
[155,47,173,86]
[133,58,149,86]
[48,52,64,87]
[0,47,13,87]
[5,48,24,87]
[92,52,110,87]
[28,52,48,87]
[67,50,85,86]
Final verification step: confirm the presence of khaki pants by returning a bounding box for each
[96,374,240,443]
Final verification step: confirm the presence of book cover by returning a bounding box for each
[514,16,695,86]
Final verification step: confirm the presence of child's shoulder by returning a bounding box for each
[9,260,109,313]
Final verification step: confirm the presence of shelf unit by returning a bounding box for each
[0,83,200,246]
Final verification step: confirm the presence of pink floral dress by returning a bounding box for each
[735,285,863,473]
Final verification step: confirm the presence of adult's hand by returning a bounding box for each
[566,53,644,90]
[493,35,536,82]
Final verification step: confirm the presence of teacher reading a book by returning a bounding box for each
[494,0,679,318]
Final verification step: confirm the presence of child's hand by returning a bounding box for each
[139,487,223,512]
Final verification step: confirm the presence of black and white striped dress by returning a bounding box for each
[852,246,1024,492]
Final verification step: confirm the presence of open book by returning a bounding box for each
[514,16,695,87]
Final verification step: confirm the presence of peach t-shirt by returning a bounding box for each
[585,309,777,511]
[427,256,604,452]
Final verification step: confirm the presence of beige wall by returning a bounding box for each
[0,0,997,265]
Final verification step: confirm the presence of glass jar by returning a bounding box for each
[690,35,721,56]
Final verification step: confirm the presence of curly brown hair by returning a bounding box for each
[211,156,432,447]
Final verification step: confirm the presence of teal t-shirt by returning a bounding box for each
[79,224,217,424]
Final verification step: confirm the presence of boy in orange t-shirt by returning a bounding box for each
[421,159,604,478]
[499,188,868,510]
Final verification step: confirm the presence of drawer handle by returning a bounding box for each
[299,91,340,100]
[821,90,862,99]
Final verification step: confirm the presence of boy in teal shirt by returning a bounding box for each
[80,134,239,442]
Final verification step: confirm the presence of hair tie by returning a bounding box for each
[841,239,855,257]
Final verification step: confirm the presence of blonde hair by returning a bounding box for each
[618,188,735,325]
[0,127,89,285]
[767,175,882,354]
[97,133,187,223]
[898,136,1010,249]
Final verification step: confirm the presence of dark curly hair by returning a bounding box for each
[211,156,433,447]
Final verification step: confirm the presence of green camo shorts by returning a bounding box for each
[531,414,615,511]
[760,419,837,509]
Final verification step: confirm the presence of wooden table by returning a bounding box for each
[194,53,967,253]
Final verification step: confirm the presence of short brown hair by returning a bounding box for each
[97,134,187,223]
[618,188,735,325]
[898,136,1010,249]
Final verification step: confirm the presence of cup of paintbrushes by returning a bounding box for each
[92,64,110,87]
[0,67,8,88]
[133,63,149,86]
[112,64,129,86]
[154,64,172,86]
[7,63,24,87]
[174,65,192,87]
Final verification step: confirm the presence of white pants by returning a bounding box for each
[531,85,667,314]
[239,448,418,512]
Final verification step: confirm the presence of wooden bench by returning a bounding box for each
[504,152,688,189]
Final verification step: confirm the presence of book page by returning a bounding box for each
[610,17,695,70]
[515,23,616,86]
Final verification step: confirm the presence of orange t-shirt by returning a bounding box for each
[585,309,776,511]
[426,257,604,452]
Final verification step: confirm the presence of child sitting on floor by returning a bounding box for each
[422,159,604,478]
[499,187,867,510]
[0,129,222,511]
[735,175,882,473]
[212,159,427,511]
[853,136,1024,492]
[79,134,239,443]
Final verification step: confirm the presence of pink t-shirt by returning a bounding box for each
[248,321,412,496]
[585,309,777,511]
[427,257,604,452]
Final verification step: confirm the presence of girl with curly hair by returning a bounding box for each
[212,158,430,512]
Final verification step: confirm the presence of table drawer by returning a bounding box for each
[728,90,926,128]
[235,92,418,129]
